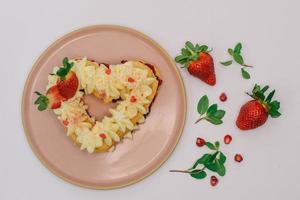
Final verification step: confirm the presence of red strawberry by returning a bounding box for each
[175,41,216,86]
[56,57,78,99]
[236,84,281,130]
[57,71,78,99]
[34,85,66,111]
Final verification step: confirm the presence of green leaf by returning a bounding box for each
[233,53,244,65]
[219,152,226,164]
[215,141,220,149]
[192,154,212,169]
[205,116,223,125]
[181,48,190,56]
[205,162,218,172]
[234,42,242,54]
[261,85,269,93]
[63,57,69,67]
[216,160,226,176]
[191,54,199,61]
[207,104,218,116]
[269,109,281,118]
[270,100,280,109]
[228,48,234,56]
[213,110,225,119]
[266,90,275,103]
[197,95,209,115]
[175,55,188,63]
[205,142,216,150]
[38,102,47,111]
[199,45,208,52]
[220,60,233,66]
[241,68,250,79]
[185,41,195,51]
[190,170,207,179]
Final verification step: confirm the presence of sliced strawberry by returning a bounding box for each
[34,85,66,111]
[57,71,78,99]
[56,57,78,99]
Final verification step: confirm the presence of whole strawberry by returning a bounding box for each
[175,41,216,86]
[236,84,281,130]
[56,57,79,99]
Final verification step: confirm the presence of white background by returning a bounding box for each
[1,0,300,199]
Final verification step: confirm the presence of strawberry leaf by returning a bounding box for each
[197,95,209,115]
[261,85,269,93]
[266,90,275,103]
[34,92,48,111]
[220,60,233,66]
[185,41,195,51]
[190,170,207,179]
[241,68,250,79]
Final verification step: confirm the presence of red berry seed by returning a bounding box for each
[210,176,218,187]
[130,95,137,103]
[234,154,243,162]
[62,119,69,126]
[219,92,227,102]
[224,134,232,144]
[105,68,111,75]
[99,133,106,139]
[196,137,206,147]
[128,77,135,83]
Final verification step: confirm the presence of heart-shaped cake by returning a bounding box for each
[34,57,161,153]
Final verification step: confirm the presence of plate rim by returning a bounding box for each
[21,24,186,190]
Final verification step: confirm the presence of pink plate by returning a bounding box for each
[22,25,186,189]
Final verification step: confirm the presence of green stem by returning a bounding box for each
[194,116,205,124]
[170,167,205,174]
[242,64,253,68]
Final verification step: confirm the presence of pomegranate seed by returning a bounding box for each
[99,133,106,139]
[196,137,206,147]
[62,119,69,126]
[224,134,232,144]
[210,176,218,186]
[219,92,227,102]
[130,96,137,103]
[234,154,243,162]
[128,77,135,83]
[105,68,111,75]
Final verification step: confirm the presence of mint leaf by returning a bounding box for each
[205,116,223,125]
[192,154,212,169]
[228,48,234,56]
[219,152,226,164]
[233,53,244,65]
[207,104,218,116]
[216,160,226,176]
[241,68,250,79]
[220,60,233,66]
[197,95,209,115]
[205,162,218,172]
[190,170,207,179]
[205,142,216,150]
[215,141,220,149]
[234,43,242,54]
[213,110,225,119]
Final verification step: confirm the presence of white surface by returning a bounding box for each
[1,0,300,199]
